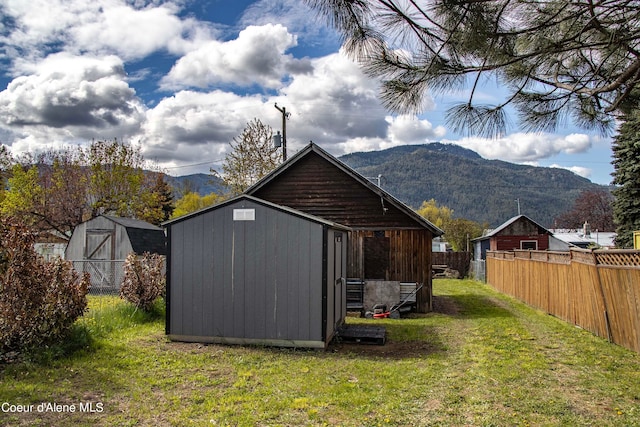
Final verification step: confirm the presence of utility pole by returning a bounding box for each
[516,198,521,215]
[274,103,290,161]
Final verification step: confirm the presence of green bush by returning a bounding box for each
[119,252,165,311]
[0,221,89,355]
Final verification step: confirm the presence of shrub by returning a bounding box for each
[120,252,165,311]
[0,221,89,355]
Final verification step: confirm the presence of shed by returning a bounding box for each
[246,143,443,312]
[65,215,166,292]
[164,195,350,349]
[472,215,551,259]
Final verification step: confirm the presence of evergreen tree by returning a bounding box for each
[305,0,640,136]
[612,112,640,248]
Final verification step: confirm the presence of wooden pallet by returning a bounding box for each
[336,324,386,345]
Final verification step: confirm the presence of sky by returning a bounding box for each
[0,0,616,185]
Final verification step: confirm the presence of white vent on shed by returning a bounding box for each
[233,209,255,221]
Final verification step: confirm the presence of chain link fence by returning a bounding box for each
[71,260,126,296]
[469,259,486,282]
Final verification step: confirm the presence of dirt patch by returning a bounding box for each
[431,295,461,316]
[329,339,444,359]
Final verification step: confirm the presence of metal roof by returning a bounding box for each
[163,194,351,231]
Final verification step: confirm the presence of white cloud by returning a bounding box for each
[1,0,215,74]
[550,164,592,179]
[238,0,340,49]
[387,115,446,144]
[161,24,300,90]
[280,52,394,149]
[0,54,145,146]
[139,90,275,168]
[448,132,593,162]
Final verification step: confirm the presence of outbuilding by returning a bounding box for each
[472,214,552,260]
[65,215,166,292]
[246,143,443,313]
[164,195,350,349]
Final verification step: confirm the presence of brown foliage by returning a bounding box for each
[0,220,89,354]
[120,252,166,311]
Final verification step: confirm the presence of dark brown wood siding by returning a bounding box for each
[251,153,422,229]
[348,229,433,312]
[249,148,435,312]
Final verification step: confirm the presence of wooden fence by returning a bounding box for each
[487,249,640,353]
[432,252,472,277]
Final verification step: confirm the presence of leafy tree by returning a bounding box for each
[171,192,222,219]
[0,145,12,204]
[416,199,483,251]
[221,118,283,195]
[416,199,453,229]
[554,189,615,231]
[36,148,89,236]
[135,173,175,225]
[0,140,171,235]
[612,111,640,248]
[88,139,148,218]
[0,165,43,223]
[305,0,640,136]
[445,218,484,252]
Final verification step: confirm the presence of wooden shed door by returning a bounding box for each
[364,233,389,280]
[84,230,116,291]
[85,230,115,260]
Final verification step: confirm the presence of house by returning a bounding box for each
[549,222,616,250]
[245,143,443,312]
[163,195,349,349]
[34,230,68,261]
[65,215,166,292]
[472,215,552,260]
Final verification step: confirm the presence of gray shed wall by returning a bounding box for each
[168,199,344,347]
[65,216,134,260]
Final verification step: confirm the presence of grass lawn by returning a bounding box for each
[1,279,640,426]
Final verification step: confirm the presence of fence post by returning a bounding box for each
[591,250,613,343]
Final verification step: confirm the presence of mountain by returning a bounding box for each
[339,143,608,228]
[168,143,609,228]
[164,173,227,199]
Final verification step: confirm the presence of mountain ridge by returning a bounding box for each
[169,143,608,228]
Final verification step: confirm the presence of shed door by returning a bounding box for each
[85,230,115,260]
[333,233,345,329]
[84,230,116,291]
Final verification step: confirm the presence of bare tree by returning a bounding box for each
[305,0,640,136]
[221,119,283,195]
[554,189,615,231]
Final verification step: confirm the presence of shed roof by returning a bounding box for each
[102,215,164,231]
[163,194,351,231]
[98,215,166,255]
[245,143,443,235]
[472,215,551,242]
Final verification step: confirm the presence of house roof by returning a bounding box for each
[245,143,443,236]
[550,230,617,248]
[472,215,551,242]
[163,194,351,231]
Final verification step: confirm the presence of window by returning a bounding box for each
[520,240,538,250]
